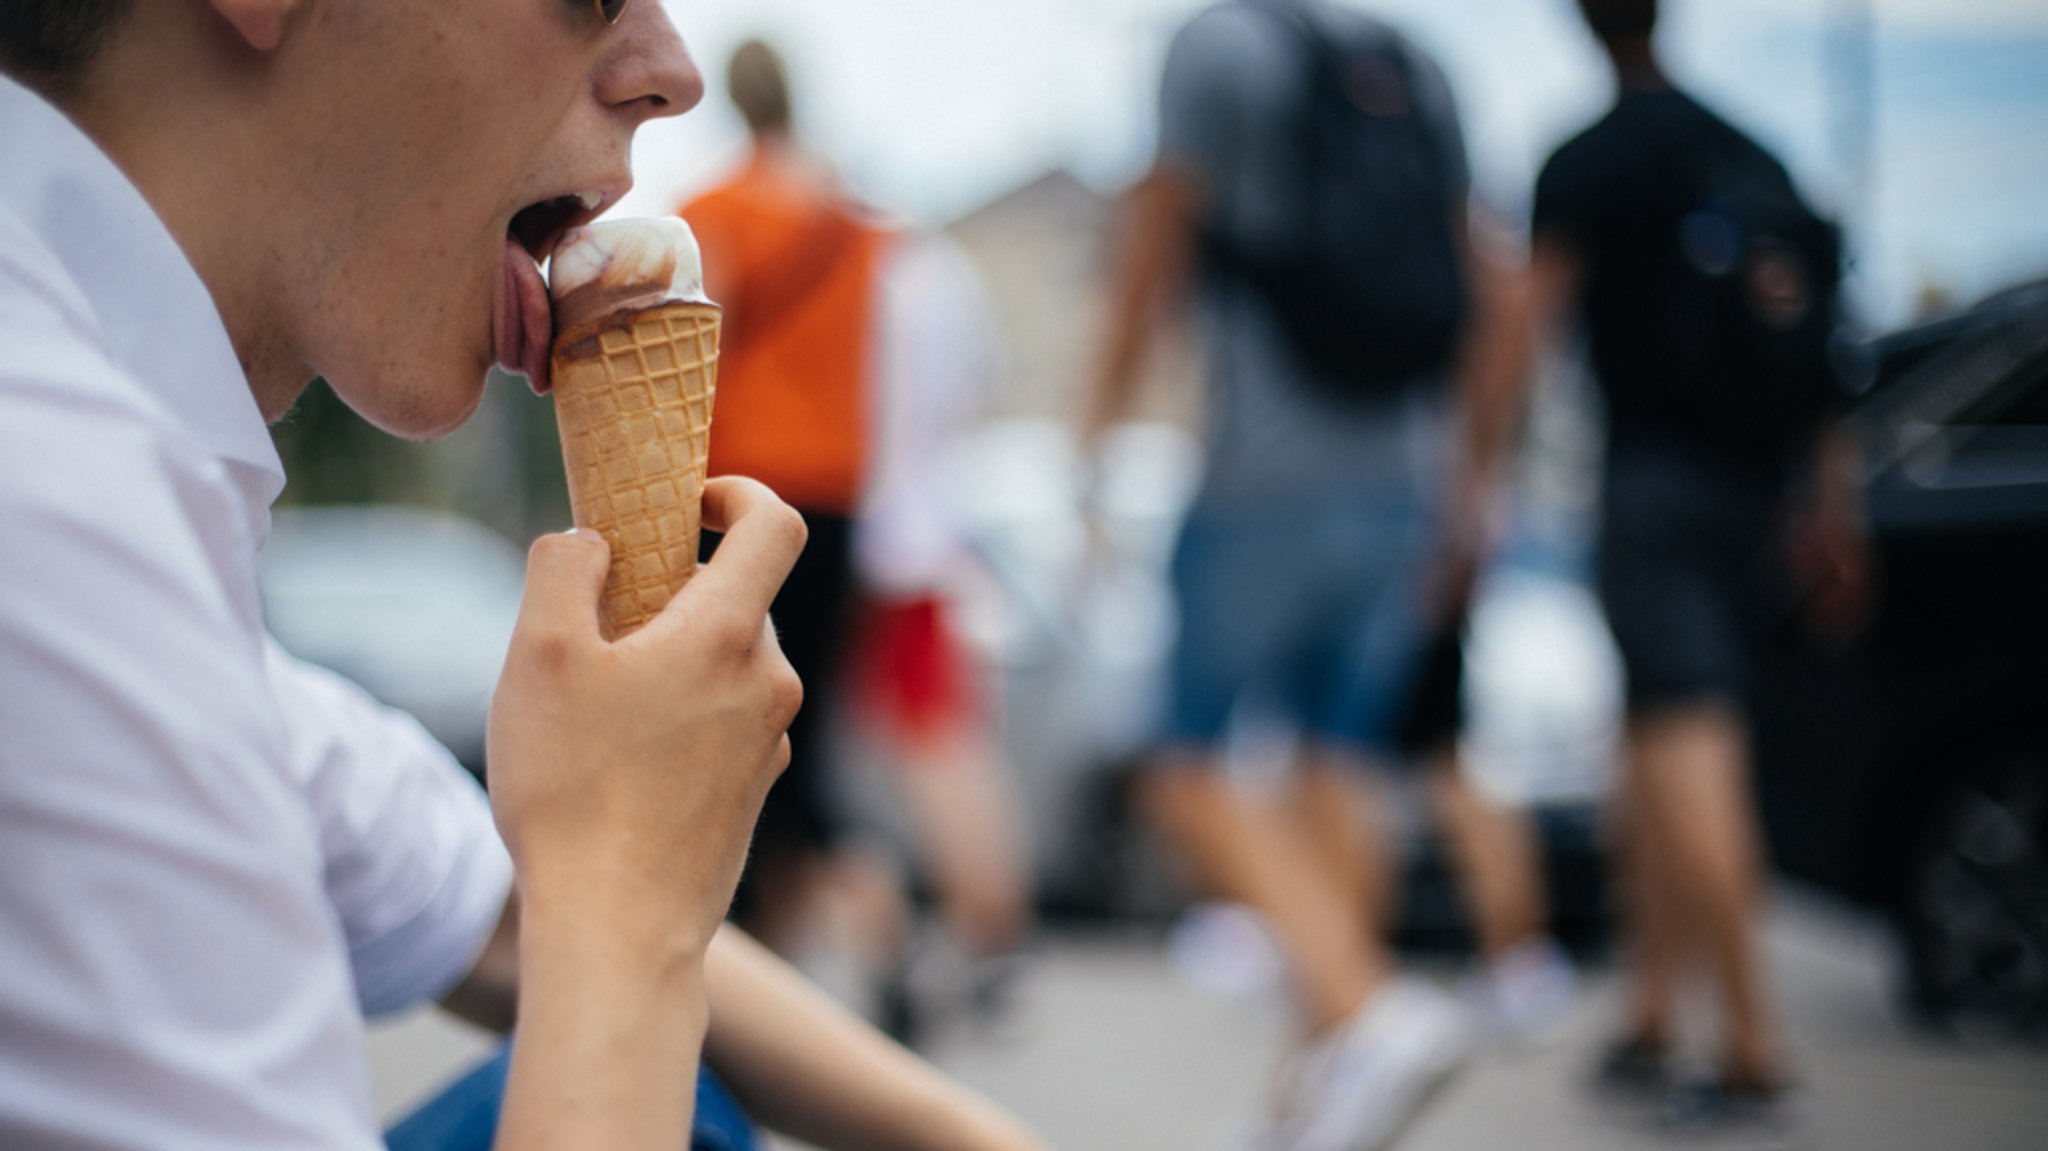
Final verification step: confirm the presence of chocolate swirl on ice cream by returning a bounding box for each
[549,216,712,342]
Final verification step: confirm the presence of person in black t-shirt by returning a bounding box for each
[1500,0,1871,1134]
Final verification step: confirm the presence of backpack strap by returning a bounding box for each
[1240,1,1432,174]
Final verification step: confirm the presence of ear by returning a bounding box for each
[206,0,304,53]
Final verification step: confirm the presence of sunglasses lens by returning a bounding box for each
[597,0,628,23]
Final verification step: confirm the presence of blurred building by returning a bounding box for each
[944,169,1202,429]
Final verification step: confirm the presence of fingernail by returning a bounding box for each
[562,527,603,543]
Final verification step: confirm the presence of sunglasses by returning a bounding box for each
[595,0,629,24]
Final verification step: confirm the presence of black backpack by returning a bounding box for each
[1201,1,1470,401]
[1665,134,1848,455]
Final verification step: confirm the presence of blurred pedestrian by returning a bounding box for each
[681,38,895,957]
[1512,0,1871,1135]
[853,231,1033,1004]
[1392,621,1580,1045]
[1088,1,1536,1145]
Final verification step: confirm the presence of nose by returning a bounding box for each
[598,1,705,125]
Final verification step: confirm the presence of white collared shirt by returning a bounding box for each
[0,75,512,1148]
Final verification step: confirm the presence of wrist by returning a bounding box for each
[518,868,719,990]
[500,886,711,1151]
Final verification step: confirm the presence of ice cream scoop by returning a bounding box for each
[547,217,722,639]
[549,217,711,337]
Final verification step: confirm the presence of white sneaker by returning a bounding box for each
[1260,979,1476,1151]
[1169,902,1286,1001]
[1463,935,1578,1047]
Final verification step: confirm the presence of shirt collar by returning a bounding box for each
[0,75,285,532]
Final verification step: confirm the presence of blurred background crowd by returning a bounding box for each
[265,0,2045,1147]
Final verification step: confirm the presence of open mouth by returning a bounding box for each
[499,191,606,394]
[511,191,604,267]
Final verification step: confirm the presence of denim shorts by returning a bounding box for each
[384,1041,755,1151]
[1161,493,1433,755]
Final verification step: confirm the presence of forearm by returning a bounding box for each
[1464,234,1579,485]
[492,883,712,1151]
[1088,168,1197,439]
[480,486,806,1151]
[1428,215,1536,619]
[703,926,1046,1151]
[1803,416,1874,635]
[1449,223,1536,500]
[1814,418,1865,524]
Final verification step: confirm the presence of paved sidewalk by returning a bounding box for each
[916,895,2048,1151]
[368,894,2048,1150]
[1401,896,2048,1151]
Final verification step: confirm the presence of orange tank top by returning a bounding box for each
[682,154,891,515]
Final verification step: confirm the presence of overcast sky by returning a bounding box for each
[618,0,2048,328]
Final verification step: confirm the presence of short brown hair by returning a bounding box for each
[1577,0,1658,40]
[727,39,792,139]
[0,0,135,89]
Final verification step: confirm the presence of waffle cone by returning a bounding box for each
[552,301,721,640]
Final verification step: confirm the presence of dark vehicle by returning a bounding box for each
[1755,279,2048,1038]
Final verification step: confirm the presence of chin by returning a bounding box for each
[338,359,490,443]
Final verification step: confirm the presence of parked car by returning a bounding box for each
[1753,278,2048,1037]
[259,505,527,773]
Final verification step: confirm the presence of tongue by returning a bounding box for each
[498,239,555,394]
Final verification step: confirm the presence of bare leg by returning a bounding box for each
[1289,755,1399,937]
[1628,703,1781,1083]
[893,728,1031,958]
[1425,751,1548,959]
[821,845,917,972]
[729,844,916,1030]
[1141,755,1387,1033]
[1614,768,1682,1049]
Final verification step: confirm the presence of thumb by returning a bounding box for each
[514,528,610,647]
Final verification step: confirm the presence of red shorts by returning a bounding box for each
[850,595,981,750]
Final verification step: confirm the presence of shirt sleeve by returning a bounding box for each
[0,280,383,1148]
[267,640,515,1018]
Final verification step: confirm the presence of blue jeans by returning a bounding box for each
[384,1042,756,1151]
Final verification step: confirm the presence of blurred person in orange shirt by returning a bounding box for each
[681,39,894,958]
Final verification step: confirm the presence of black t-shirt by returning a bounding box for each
[1534,88,1818,484]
